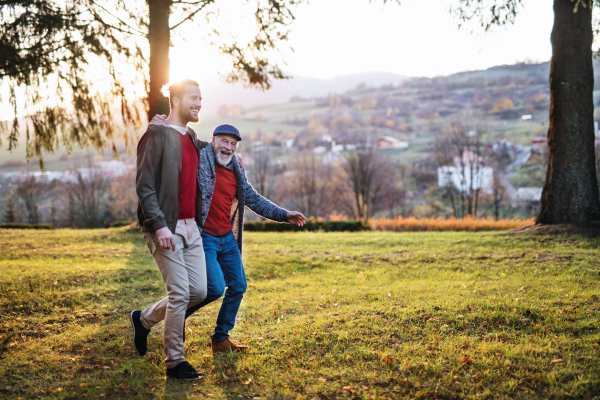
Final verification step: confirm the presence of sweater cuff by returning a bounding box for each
[279,208,289,223]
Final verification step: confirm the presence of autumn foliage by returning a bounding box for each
[370,216,533,232]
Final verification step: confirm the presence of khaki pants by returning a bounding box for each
[140,219,207,369]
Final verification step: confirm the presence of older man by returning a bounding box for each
[145,117,306,352]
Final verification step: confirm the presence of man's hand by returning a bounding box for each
[235,154,246,173]
[156,227,176,251]
[149,114,168,128]
[287,211,306,227]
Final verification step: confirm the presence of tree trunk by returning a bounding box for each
[147,0,172,120]
[536,0,600,225]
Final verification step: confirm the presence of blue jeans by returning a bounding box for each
[185,230,247,342]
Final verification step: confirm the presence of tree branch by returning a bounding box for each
[169,1,214,31]
[89,0,146,36]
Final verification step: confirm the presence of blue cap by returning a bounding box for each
[213,124,242,141]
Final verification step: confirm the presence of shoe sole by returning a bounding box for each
[130,310,144,357]
[167,373,205,380]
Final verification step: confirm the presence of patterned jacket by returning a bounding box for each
[197,142,289,253]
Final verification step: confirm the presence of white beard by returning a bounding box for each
[215,151,234,167]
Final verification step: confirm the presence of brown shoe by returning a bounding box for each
[211,336,249,353]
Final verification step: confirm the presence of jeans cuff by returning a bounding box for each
[212,334,230,343]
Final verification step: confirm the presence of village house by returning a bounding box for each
[374,136,409,151]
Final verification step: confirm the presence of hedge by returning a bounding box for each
[110,220,137,228]
[0,223,54,230]
[244,220,365,232]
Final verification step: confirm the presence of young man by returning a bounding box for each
[147,116,306,352]
[131,79,208,379]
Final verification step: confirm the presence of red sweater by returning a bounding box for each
[203,164,237,236]
[178,133,198,219]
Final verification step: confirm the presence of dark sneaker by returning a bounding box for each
[130,310,150,356]
[166,361,205,380]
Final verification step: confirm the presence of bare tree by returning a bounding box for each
[434,121,487,218]
[378,185,406,218]
[249,148,272,199]
[338,140,398,223]
[491,170,507,220]
[64,163,108,228]
[14,176,43,224]
[107,169,137,222]
[280,152,333,219]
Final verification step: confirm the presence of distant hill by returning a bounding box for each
[200,71,409,116]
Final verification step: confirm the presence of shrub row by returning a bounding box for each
[244,220,365,232]
[0,223,54,230]
[110,220,136,228]
[370,216,534,232]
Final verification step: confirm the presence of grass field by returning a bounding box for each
[1,227,599,399]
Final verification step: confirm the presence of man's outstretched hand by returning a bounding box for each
[156,227,176,251]
[149,114,168,128]
[287,211,306,227]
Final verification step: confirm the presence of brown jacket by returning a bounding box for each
[136,125,208,233]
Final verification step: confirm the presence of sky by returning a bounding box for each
[0,0,557,122]
[170,0,555,84]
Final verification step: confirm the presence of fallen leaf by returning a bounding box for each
[342,386,351,390]
[222,373,229,380]
[361,385,369,390]
[384,356,393,364]
[318,378,327,383]
[242,378,253,385]
[459,357,473,364]
[550,359,563,364]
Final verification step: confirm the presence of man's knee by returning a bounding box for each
[207,280,226,301]
[229,279,247,296]
[189,285,207,305]
[168,288,190,307]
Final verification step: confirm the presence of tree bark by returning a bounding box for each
[147,0,172,120]
[537,0,600,225]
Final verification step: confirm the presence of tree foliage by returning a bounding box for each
[0,0,308,168]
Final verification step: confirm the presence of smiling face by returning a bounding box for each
[212,134,239,166]
[173,85,202,124]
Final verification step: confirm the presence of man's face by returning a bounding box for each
[174,85,202,123]
[212,134,239,166]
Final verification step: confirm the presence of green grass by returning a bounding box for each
[1,228,599,399]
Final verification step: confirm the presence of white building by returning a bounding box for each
[516,187,543,203]
[374,136,409,151]
[437,165,494,194]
